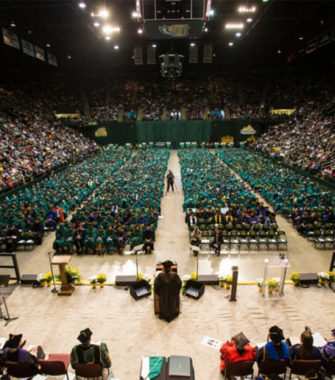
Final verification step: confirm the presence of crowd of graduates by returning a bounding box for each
[218,149,335,244]
[0,146,129,253]
[52,149,169,255]
[179,150,282,249]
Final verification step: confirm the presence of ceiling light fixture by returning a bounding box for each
[97,8,110,19]
[46,42,51,47]
[299,36,304,40]
[190,42,196,47]
[114,45,119,50]
[78,2,86,9]
[132,11,138,18]
[238,6,256,13]
[246,18,253,23]
[229,42,234,46]
[152,44,157,48]
[235,32,242,37]
[137,28,143,34]
[105,36,111,41]
[204,27,208,32]
[67,54,72,59]
[102,25,120,35]
[10,21,16,27]
[225,23,244,30]
[94,22,100,27]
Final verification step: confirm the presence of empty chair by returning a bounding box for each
[289,359,322,379]
[75,363,103,379]
[39,353,71,380]
[224,360,254,380]
[258,359,287,377]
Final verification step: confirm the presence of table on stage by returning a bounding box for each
[51,255,74,296]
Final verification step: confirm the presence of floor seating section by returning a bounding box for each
[216,149,335,249]
[53,149,169,254]
[179,150,287,252]
[0,146,130,252]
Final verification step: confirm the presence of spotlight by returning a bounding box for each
[246,18,253,23]
[114,45,119,50]
[78,2,86,9]
[225,23,244,30]
[137,28,143,34]
[208,9,215,17]
[299,36,304,40]
[235,32,242,37]
[10,21,16,27]
[102,25,120,35]
[190,42,196,47]
[67,54,72,59]
[132,11,138,18]
[105,36,111,41]
[152,44,157,48]
[46,42,51,47]
[94,22,100,27]
[228,42,234,46]
[97,8,109,19]
[277,48,282,54]
[204,27,208,32]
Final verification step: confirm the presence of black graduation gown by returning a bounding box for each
[154,272,182,322]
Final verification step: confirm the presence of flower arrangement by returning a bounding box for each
[318,272,330,285]
[267,277,280,294]
[97,273,107,287]
[224,275,232,289]
[88,275,98,289]
[328,271,334,283]
[291,272,300,286]
[136,272,144,281]
[56,265,81,284]
[256,278,263,292]
[191,272,198,281]
[37,273,46,286]
[143,274,151,283]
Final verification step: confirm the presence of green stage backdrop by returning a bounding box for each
[73,119,269,145]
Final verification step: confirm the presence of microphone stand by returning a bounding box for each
[135,251,139,280]
[196,253,199,280]
[48,252,58,294]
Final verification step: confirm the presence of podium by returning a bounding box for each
[51,255,74,296]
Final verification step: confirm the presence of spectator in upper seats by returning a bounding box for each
[290,331,321,360]
[320,328,335,362]
[256,325,290,363]
[70,328,111,370]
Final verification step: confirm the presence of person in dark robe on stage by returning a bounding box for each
[154,260,182,322]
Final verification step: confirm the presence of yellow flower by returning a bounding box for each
[191,272,198,280]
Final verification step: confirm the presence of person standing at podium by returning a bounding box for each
[154,260,181,322]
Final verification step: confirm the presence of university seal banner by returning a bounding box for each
[240,125,256,135]
[159,24,190,38]
[95,127,108,137]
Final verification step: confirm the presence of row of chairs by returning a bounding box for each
[192,221,280,233]
[3,355,109,380]
[194,230,288,251]
[313,230,335,249]
[224,359,335,380]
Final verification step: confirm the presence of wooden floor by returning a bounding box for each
[0,150,334,379]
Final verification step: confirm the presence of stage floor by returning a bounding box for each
[1,284,334,379]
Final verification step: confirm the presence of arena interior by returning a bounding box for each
[0,1,335,379]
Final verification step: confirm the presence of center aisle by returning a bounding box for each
[154,150,190,271]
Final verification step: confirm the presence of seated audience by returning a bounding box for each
[256,325,290,362]
[320,328,335,362]
[290,330,321,360]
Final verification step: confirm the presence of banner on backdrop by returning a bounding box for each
[21,39,34,57]
[47,52,58,67]
[189,45,198,63]
[134,46,143,65]
[203,44,213,63]
[240,125,256,135]
[221,136,234,143]
[147,46,156,64]
[34,45,45,61]
[2,28,20,49]
[95,127,108,137]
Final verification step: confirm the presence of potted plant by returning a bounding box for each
[267,278,278,295]
[291,272,300,286]
[89,275,98,289]
[318,272,329,285]
[97,273,107,288]
[45,272,53,287]
[57,265,81,285]
[191,272,198,281]
[256,278,263,292]
[37,273,46,287]
[328,271,334,283]
[225,275,232,290]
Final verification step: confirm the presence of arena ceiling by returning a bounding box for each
[0,0,334,70]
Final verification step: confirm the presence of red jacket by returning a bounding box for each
[220,341,256,371]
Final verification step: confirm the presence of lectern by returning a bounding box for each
[51,255,74,296]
